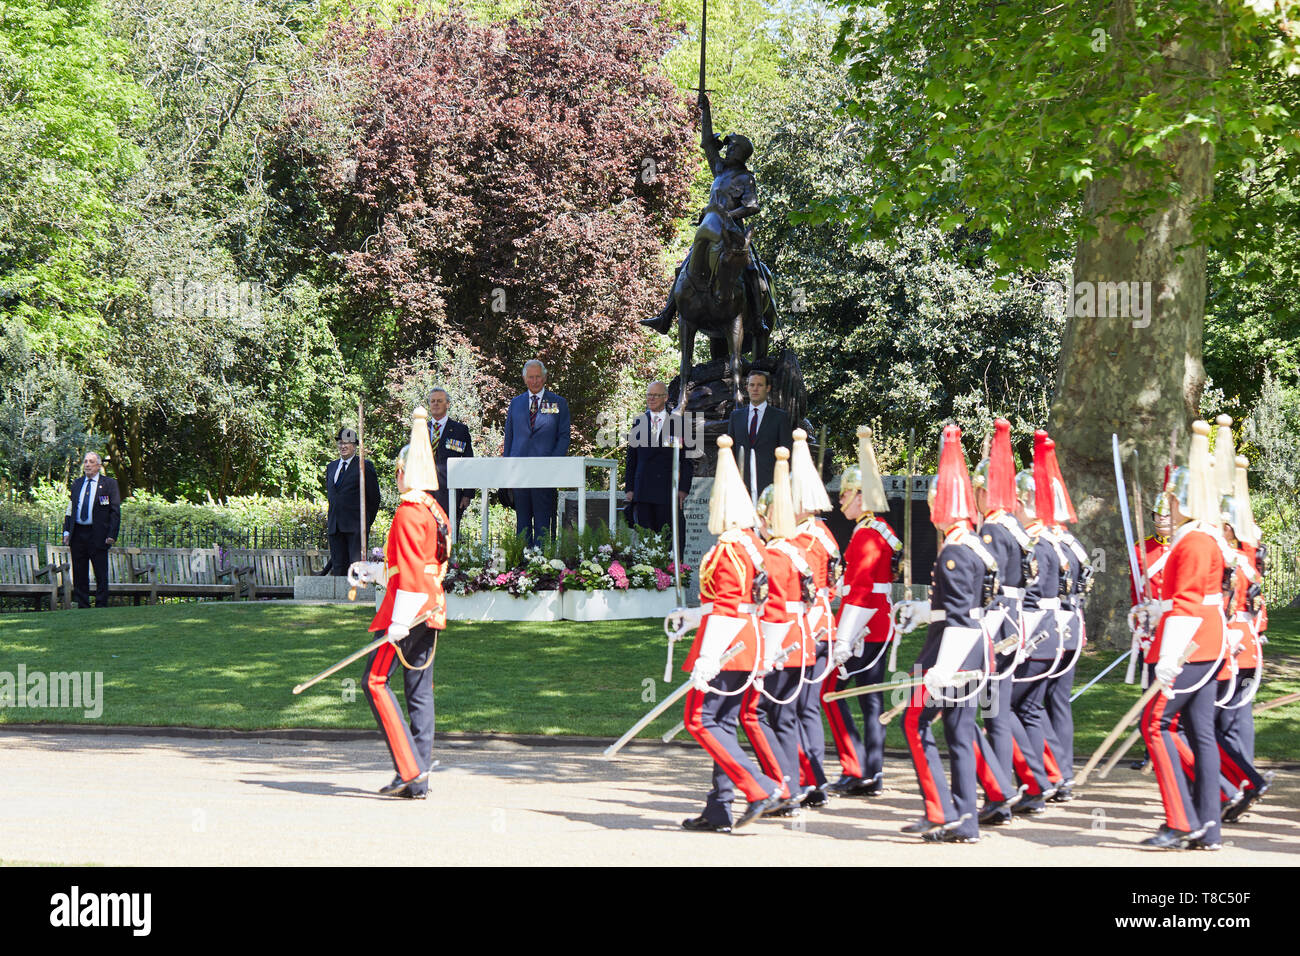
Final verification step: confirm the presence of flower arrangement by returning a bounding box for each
[439,522,690,596]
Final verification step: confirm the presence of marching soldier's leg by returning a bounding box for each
[741,683,792,800]
[685,676,781,829]
[823,657,867,782]
[795,649,830,794]
[1141,665,1211,846]
[903,684,957,833]
[1178,665,1223,847]
[856,652,890,791]
[1044,659,1078,794]
[363,640,423,786]
[399,625,439,793]
[1010,661,1054,810]
[940,692,982,841]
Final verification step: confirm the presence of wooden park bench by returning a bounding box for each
[220,548,327,600]
[0,546,65,611]
[46,544,159,607]
[132,546,246,601]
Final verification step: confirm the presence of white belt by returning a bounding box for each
[785,601,806,613]
[699,602,758,614]
[930,608,983,622]
[1157,595,1222,613]
[1000,586,1024,598]
[1232,612,1254,623]
[1038,598,1061,610]
[872,583,892,594]
[816,587,830,597]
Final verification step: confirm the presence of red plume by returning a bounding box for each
[986,418,1018,512]
[1033,430,1053,523]
[931,424,976,526]
[1042,436,1077,524]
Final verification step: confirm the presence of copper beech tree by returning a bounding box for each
[282,0,696,448]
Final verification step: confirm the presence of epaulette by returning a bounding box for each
[722,528,766,571]
[1058,529,1090,565]
[867,518,901,552]
[989,512,1032,552]
[771,539,814,577]
[951,528,997,573]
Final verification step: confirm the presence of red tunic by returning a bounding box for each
[1131,536,1169,603]
[684,529,763,673]
[1224,545,1263,673]
[793,517,839,643]
[837,515,897,643]
[762,541,814,668]
[370,493,448,633]
[1149,523,1226,665]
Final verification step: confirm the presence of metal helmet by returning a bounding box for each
[971,456,991,489]
[926,476,937,509]
[1014,469,1036,519]
[839,464,862,497]
[757,483,775,520]
[1220,493,1241,534]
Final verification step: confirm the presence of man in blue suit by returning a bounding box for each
[504,359,571,546]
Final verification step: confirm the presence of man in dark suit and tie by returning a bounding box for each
[504,359,571,546]
[62,451,121,608]
[325,427,381,576]
[624,380,693,537]
[726,369,793,504]
[427,386,475,521]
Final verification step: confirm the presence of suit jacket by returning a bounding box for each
[504,389,570,458]
[430,417,475,515]
[726,403,793,500]
[624,411,694,506]
[63,474,121,549]
[325,455,381,535]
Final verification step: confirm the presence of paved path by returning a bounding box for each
[1,730,1295,866]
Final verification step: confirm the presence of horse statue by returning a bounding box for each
[641,93,778,407]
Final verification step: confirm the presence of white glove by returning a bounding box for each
[924,625,981,697]
[894,600,931,634]
[760,620,793,672]
[665,605,706,639]
[833,604,876,665]
[386,589,426,644]
[1155,615,1201,697]
[348,561,386,588]
[690,615,746,692]
[691,656,720,692]
[386,623,410,643]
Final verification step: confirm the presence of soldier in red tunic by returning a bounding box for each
[361,407,449,799]
[824,426,899,796]
[679,435,783,832]
[1140,420,1232,849]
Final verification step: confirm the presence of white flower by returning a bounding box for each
[549,558,565,571]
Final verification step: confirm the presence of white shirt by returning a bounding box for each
[334,455,354,484]
[649,410,666,443]
[747,400,768,436]
[431,415,450,442]
[76,476,99,525]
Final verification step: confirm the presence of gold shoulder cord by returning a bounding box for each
[700,540,746,599]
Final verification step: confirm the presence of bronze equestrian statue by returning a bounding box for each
[641,92,778,407]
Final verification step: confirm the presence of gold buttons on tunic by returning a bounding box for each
[946,559,956,570]
[983,534,993,543]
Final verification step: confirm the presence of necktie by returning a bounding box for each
[530,394,539,429]
[336,459,348,485]
[432,420,442,446]
[79,479,93,522]
[652,414,662,444]
[749,407,759,446]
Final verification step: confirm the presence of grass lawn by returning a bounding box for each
[1,603,1297,759]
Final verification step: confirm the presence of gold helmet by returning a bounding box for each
[1014,470,1036,519]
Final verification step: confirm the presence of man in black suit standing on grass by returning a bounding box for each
[625,380,693,537]
[726,369,793,506]
[62,451,121,608]
[427,387,476,522]
[326,426,381,576]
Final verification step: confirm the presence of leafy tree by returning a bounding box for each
[824,0,1300,639]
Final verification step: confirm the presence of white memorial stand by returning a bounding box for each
[447,457,618,544]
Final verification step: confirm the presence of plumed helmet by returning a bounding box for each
[765,448,797,539]
[857,425,889,513]
[1015,470,1037,519]
[709,435,758,534]
[790,428,833,515]
[839,464,862,497]
[930,424,976,526]
[396,407,439,492]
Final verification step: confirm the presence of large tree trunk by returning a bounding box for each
[1049,49,1217,645]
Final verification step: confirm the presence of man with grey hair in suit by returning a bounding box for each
[503,359,571,546]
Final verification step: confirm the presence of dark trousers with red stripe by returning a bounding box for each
[1142,660,1221,843]
[1215,671,1265,792]
[1009,658,1054,794]
[685,672,781,826]
[363,624,438,793]
[742,669,802,799]
[903,680,981,840]
[822,645,889,783]
[796,647,830,789]
[1044,654,1078,783]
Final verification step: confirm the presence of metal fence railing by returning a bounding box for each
[0,519,355,553]
[1263,542,1299,610]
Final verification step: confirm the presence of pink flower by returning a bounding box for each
[653,568,672,591]
[495,572,512,586]
[608,560,629,590]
